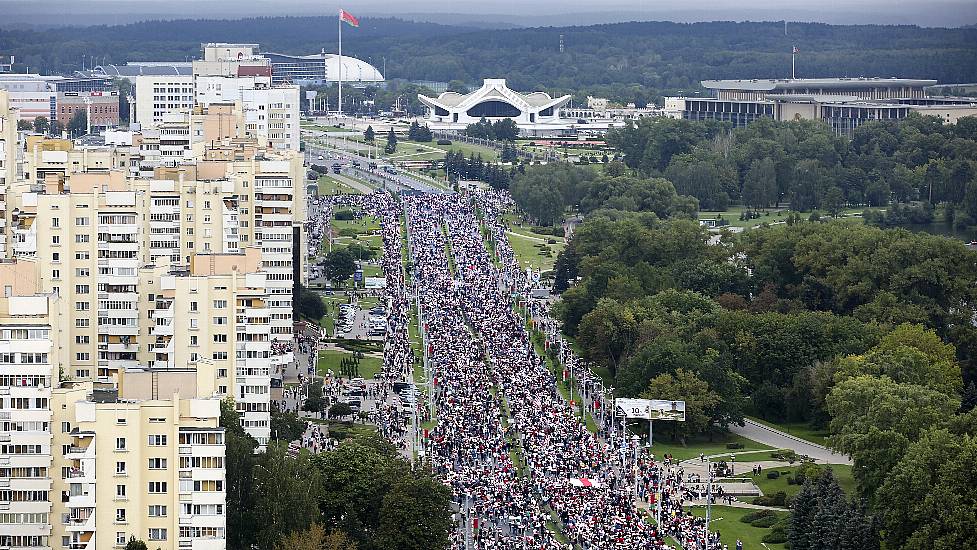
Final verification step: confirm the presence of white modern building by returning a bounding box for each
[418,78,575,137]
[263,51,384,86]
[134,75,195,128]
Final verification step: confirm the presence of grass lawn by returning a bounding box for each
[735,463,856,501]
[689,505,788,550]
[317,175,362,195]
[643,431,774,462]
[699,205,885,230]
[316,349,382,379]
[307,419,377,440]
[400,138,500,162]
[507,231,564,271]
[747,416,830,447]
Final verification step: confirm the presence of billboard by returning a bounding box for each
[615,398,686,421]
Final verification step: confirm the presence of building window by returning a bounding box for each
[148,528,167,541]
[148,457,167,469]
[116,484,126,498]
[116,532,126,546]
[148,481,167,494]
[116,461,126,474]
[148,435,167,446]
[148,505,167,517]
[116,509,126,522]
[116,437,126,451]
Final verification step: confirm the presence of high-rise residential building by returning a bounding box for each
[0,259,63,550]
[0,90,15,257]
[50,379,226,550]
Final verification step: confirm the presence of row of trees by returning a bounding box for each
[223,400,452,550]
[463,117,519,142]
[444,150,517,190]
[607,115,977,220]
[407,121,433,142]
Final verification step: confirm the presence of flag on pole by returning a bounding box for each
[340,9,360,27]
[792,45,799,54]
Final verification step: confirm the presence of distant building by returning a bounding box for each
[86,62,193,83]
[664,77,977,135]
[419,78,574,137]
[134,75,195,127]
[263,50,384,86]
[55,91,120,129]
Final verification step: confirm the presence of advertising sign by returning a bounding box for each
[615,398,686,421]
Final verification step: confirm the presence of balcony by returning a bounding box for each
[66,445,95,460]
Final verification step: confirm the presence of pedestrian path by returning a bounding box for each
[731,418,851,465]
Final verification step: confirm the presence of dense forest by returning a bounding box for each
[549,213,977,548]
[2,17,977,103]
[605,114,977,222]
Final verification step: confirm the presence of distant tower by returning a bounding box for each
[559,34,565,54]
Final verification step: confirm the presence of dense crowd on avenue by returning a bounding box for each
[303,191,726,549]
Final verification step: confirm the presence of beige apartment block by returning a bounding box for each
[50,380,226,550]
[0,259,64,550]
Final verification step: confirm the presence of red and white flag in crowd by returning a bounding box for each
[569,478,601,488]
[339,9,360,27]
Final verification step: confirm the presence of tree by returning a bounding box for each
[376,474,453,550]
[492,118,519,141]
[32,116,49,134]
[323,249,357,287]
[384,128,397,154]
[275,524,358,550]
[642,368,720,442]
[295,283,326,321]
[329,402,354,421]
[826,375,958,499]
[67,109,87,136]
[271,405,307,442]
[876,428,977,550]
[49,120,64,136]
[788,469,878,550]
[16,119,32,131]
[253,444,324,550]
[364,125,375,142]
[125,538,148,550]
[822,186,846,217]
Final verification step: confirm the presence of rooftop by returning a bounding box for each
[702,77,938,91]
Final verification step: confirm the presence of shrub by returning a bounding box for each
[767,471,781,480]
[437,139,452,145]
[547,238,557,245]
[334,210,356,221]
[726,442,745,450]
[751,515,779,528]
[740,510,775,524]
[753,491,788,507]
[339,228,359,238]
[762,529,788,544]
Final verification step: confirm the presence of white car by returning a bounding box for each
[317,155,324,160]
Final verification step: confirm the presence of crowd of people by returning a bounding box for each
[302,189,727,549]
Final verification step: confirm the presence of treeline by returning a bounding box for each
[222,401,452,550]
[509,161,698,226]
[4,19,977,105]
[608,114,977,219]
[553,214,977,547]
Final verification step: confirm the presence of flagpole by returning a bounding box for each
[338,10,343,116]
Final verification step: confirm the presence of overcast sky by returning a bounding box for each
[1,0,975,28]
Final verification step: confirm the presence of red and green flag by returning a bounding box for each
[340,9,359,27]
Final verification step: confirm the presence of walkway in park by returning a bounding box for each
[731,418,852,465]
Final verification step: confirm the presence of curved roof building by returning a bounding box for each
[263,51,383,86]
[418,79,573,136]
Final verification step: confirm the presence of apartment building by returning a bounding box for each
[240,86,300,152]
[134,250,273,445]
[0,91,15,257]
[50,380,226,550]
[0,259,63,550]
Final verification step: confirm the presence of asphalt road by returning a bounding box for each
[731,418,852,465]
[303,130,446,194]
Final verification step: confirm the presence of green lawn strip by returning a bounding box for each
[316,349,382,379]
[746,416,830,447]
[507,231,562,271]
[735,463,856,502]
[402,138,500,162]
[698,205,884,230]
[689,505,788,550]
[307,418,378,439]
[646,432,774,462]
[317,175,362,195]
